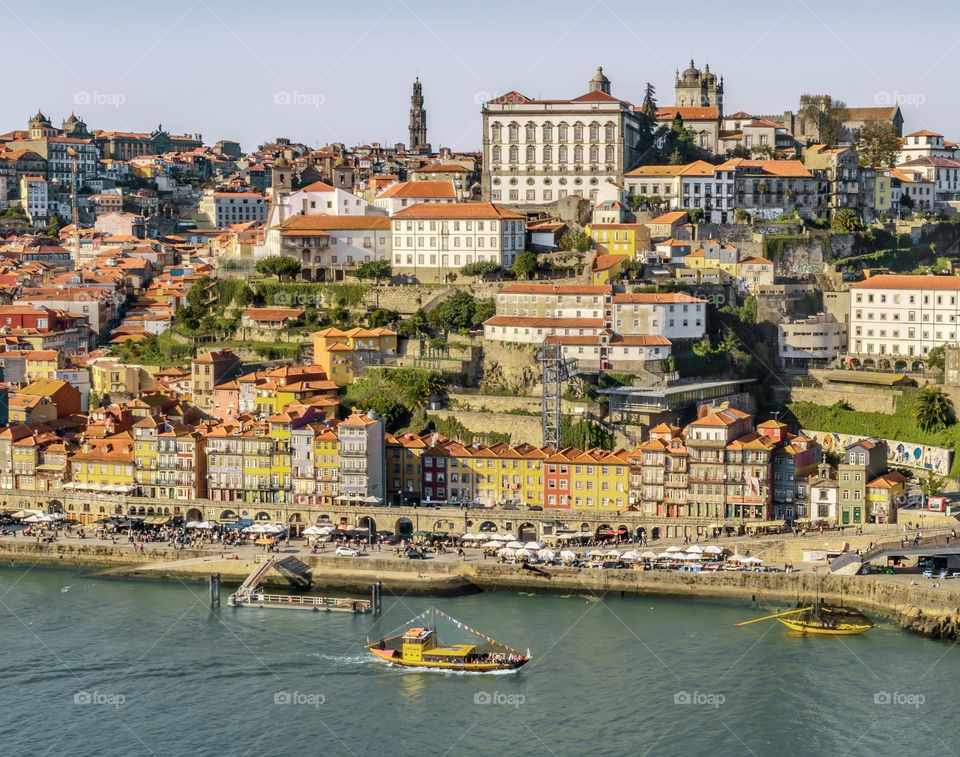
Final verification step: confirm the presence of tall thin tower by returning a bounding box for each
[408,77,428,152]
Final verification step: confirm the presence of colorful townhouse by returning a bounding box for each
[312,327,398,386]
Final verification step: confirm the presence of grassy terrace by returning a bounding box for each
[787,398,960,476]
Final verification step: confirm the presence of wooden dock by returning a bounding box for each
[230,592,372,613]
[225,557,379,614]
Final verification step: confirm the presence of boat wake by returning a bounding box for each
[308,653,372,666]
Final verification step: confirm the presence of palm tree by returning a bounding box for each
[914,385,956,432]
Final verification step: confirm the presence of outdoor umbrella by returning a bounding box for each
[687,545,704,554]
[497,547,516,559]
[303,526,327,536]
[524,541,543,550]
[640,551,658,560]
[540,549,557,562]
[505,541,524,549]
[657,552,674,560]
[482,541,502,548]
[605,550,622,559]
[560,550,578,563]
[621,550,640,561]
[704,545,724,554]
[665,545,684,553]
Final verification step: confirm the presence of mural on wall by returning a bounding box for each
[802,429,952,475]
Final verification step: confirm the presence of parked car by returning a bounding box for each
[335,546,361,557]
[405,549,426,560]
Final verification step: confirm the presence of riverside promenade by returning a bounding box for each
[1,529,960,642]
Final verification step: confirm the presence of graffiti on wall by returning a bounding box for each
[801,429,952,475]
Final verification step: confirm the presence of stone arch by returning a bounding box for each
[358,515,377,535]
[186,508,203,522]
[479,520,498,532]
[878,358,891,371]
[396,517,414,537]
[912,360,925,372]
[580,522,591,533]
[255,511,271,521]
[518,522,537,541]
[617,525,629,541]
[48,499,63,514]
[288,512,304,535]
[220,509,238,520]
[596,523,613,539]
[862,358,876,369]
[317,514,332,523]
[636,526,647,540]
[894,359,908,371]
[651,527,662,541]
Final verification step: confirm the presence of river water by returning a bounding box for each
[0,565,956,757]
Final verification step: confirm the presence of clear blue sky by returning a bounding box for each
[5,0,956,152]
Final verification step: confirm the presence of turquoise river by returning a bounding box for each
[0,566,957,756]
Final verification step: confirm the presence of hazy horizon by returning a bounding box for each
[4,0,956,152]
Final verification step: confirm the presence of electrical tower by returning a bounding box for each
[539,340,576,448]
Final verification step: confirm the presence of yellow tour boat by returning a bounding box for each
[367,609,531,672]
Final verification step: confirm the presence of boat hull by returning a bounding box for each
[777,618,873,635]
[367,646,529,672]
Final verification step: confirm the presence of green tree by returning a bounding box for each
[920,470,948,503]
[356,260,392,284]
[830,209,861,234]
[428,291,491,332]
[856,121,902,168]
[927,344,947,371]
[668,148,684,165]
[461,261,502,277]
[914,385,956,432]
[799,95,849,147]
[255,255,302,281]
[511,250,539,279]
[44,215,62,237]
[640,82,657,120]
[89,392,102,410]
[573,232,591,253]
[367,308,398,328]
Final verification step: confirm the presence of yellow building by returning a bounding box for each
[132,416,160,497]
[69,434,136,520]
[866,471,906,524]
[591,253,630,284]
[680,240,774,292]
[23,350,62,381]
[586,223,651,257]
[567,449,631,511]
[312,327,398,386]
[90,357,143,400]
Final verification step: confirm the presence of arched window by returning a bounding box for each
[508,145,518,163]
[574,123,584,142]
[589,123,600,142]
[589,145,599,163]
[525,145,536,163]
[605,145,615,163]
[574,145,583,163]
[605,122,616,142]
[558,145,568,163]
[492,145,501,162]
[525,123,536,142]
[543,145,553,163]
[542,122,553,142]
[508,123,519,142]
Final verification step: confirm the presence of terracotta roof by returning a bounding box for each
[377,181,456,200]
[655,106,719,121]
[278,214,389,232]
[647,211,688,225]
[392,202,524,220]
[243,307,305,321]
[851,274,960,291]
[498,283,611,296]
[613,292,705,304]
[484,316,604,329]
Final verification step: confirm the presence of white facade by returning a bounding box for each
[373,181,457,215]
[390,203,525,280]
[611,293,706,339]
[481,69,645,205]
[483,317,605,344]
[849,275,960,359]
[778,314,848,365]
[201,192,267,228]
[20,176,48,224]
[267,182,376,228]
[898,131,956,165]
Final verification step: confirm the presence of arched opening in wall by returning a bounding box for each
[358,516,377,537]
[48,500,63,514]
[396,517,414,537]
[636,526,647,542]
[220,510,238,521]
[317,514,332,523]
[518,522,537,542]
[186,508,203,522]
[912,360,925,372]
[580,522,591,533]
[877,358,891,371]
[616,525,629,542]
[861,358,876,370]
[651,527,662,541]
[288,512,303,535]
[255,511,271,521]
[894,360,908,372]
[595,523,614,541]
[479,521,498,532]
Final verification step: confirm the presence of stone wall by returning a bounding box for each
[429,409,542,445]
[789,385,898,414]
